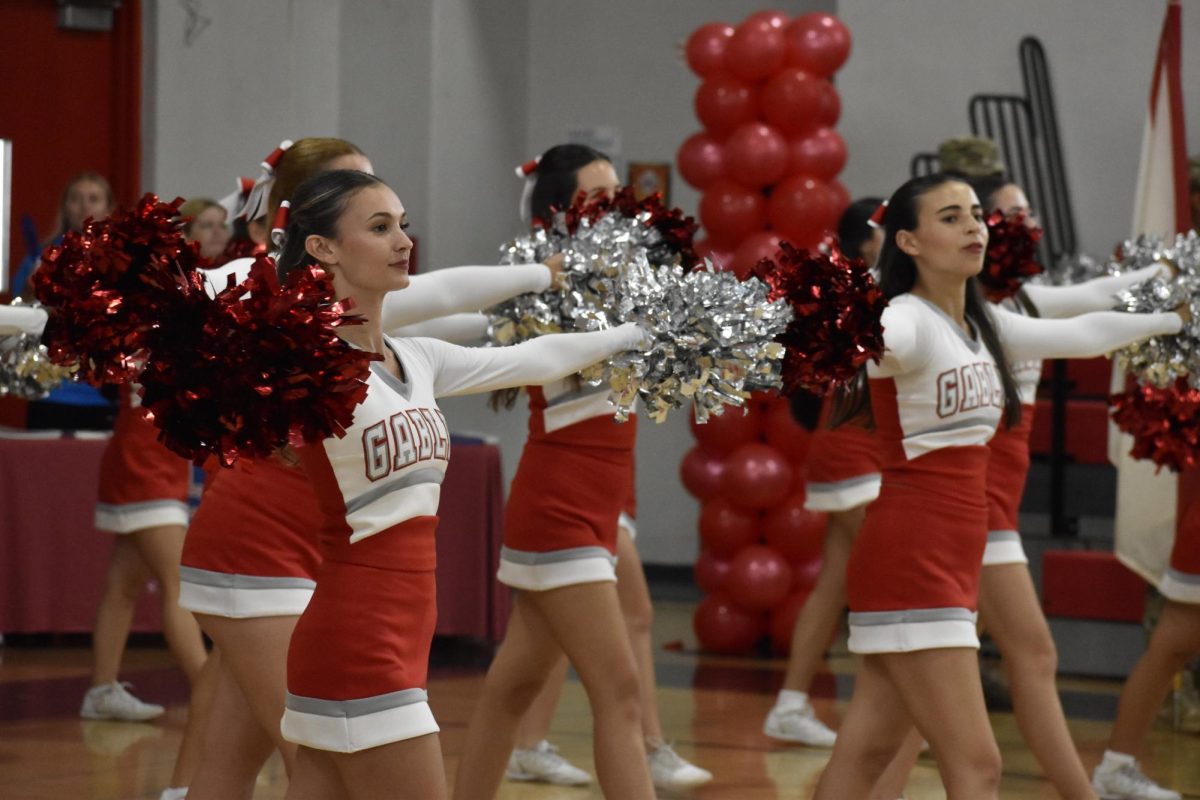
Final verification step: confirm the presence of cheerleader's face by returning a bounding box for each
[860,227,885,268]
[311,184,412,298]
[897,181,987,281]
[574,160,620,204]
[186,206,231,260]
[990,183,1040,230]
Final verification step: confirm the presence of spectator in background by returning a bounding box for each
[20,172,117,431]
[178,198,231,261]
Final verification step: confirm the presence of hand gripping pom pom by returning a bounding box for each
[1111,375,1200,473]
[978,212,1044,302]
[0,306,76,400]
[31,194,204,385]
[749,241,887,396]
[1110,232,1200,389]
[135,256,377,467]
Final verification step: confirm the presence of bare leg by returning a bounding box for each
[780,506,864,693]
[330,735,448,800]
[512,655,569,749]
[980,563,1096,799]
[284,746,351,800]
[187,652,277,800]
[129,525,206,682]
[455,584,654,800]
[90,536,151,686]
[614,525,664,745]
[167,646,222,789]
[869,729,925,800]
[195,613,300,775]
[1108,600,1200,755]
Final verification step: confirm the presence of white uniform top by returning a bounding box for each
[870,293,1181,461]
[999,265,1168,405]
[305,326,645,544]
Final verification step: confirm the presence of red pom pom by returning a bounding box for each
[1110,375,1200,473]
[33,194,203,384]
[979,212,1043,302]
[751,241,888,395]
[136,257,376,466]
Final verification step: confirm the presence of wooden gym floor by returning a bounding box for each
[2,601,1198,799]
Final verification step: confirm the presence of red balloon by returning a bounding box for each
[791,556,823,591]
[725,122,789,189]
[694,592,766,654]
[724,443,793,510]
[677,132,727,190]
[761,68,840,136]
[728,544,794,611]
[730,231,783,281]
[694,548,735,594]
[763,493,826,562]
[764,398,812,463]
[690,402,762,454]
[745,9,790,29]
[787,127,848,181]
[685,22,736,77]
[829,179,851,212]
[694,237,735,272]
[699,498,760,557]
[784,13,852,78]
[768,175,841,247]
[680,446,728,500]
[726,19,787,82]
[768,586,814,654]
[699,180,767,249]
[694,75,759,138]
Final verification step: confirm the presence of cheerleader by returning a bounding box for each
[1091,468,1198,800]
[763,197,884,750]
[265,168,645,799]
[180,137,566,800]
[812,173,1181,799]
[453,144,691,800]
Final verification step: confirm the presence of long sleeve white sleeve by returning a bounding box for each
[992,305,1182,363]
[380,264,552,329]
[407,323,647,398]
[1021,265,1168,318]
[869,300,933,378]
[0,305,48,337]
[389,313,488,344]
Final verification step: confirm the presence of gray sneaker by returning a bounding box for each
[80,682,165,722]
[1092,760,1181,800]
[763,700,837,747]
[648,742,712,791]
[505,740,591,786]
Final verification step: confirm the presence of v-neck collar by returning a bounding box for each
[911,295,982,354]
[367,337,413,400]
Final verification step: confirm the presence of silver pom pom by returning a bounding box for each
[0,332,76,400]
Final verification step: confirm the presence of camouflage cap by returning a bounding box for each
[937,136,1006,178]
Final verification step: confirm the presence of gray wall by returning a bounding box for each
[141,0,1199,565]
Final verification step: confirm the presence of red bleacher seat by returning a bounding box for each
[1028,398,1110,464]
[1041,550,1145,623]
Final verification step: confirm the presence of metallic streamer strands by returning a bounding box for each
[1111,232,1200,388]
[0,329,76,400]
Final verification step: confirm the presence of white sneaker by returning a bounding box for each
[1092,760,1181,800]
[80,682,165,722]
[505,740,591,786]
[648,742,713,791]
[159,789,188,800]
[763,700,837,747]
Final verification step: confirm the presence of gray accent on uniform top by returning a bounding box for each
[500,545,617,566]
[285,687,428,718]
[345,468,445,515]
[96,499,188,514]
[912,295,982,353]
[1164,567,1200,585]
[807,474,881,491]
[368,337,413,400]
[848,607,977,626]
[909,415,997,440]
[179,566,316,590]
[986,529,1021,543]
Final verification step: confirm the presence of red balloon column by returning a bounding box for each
[678,10,851,655]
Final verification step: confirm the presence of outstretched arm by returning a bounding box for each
[380,264,552,329]
[0,304,48,337]
[411,324,648,398]
[992,305,1182,362]
[389,313,488,344]
[1021,264,1168,318]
